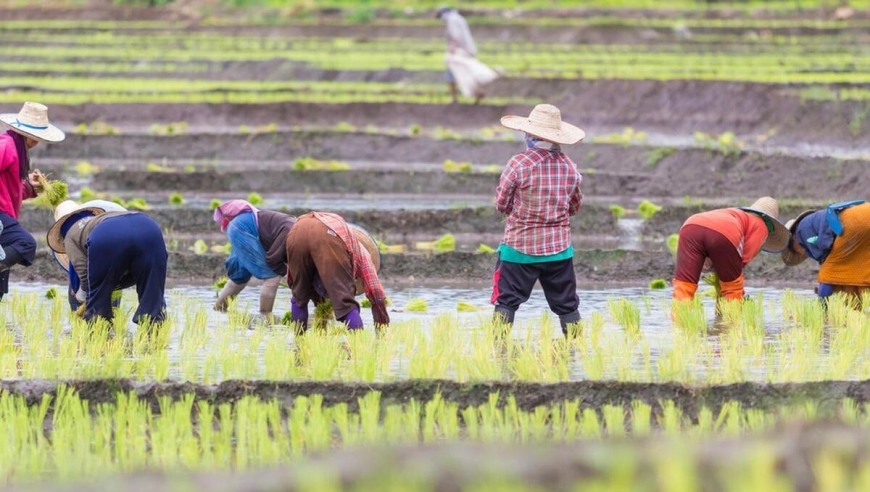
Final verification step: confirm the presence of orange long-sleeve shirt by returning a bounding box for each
[682,208,768,266]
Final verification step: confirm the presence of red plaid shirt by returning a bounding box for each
[313,212,387,303]
[494,148,583,255]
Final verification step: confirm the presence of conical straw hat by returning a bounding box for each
[780,210,816,266]
[46,200,109,254]
[737,196,789,253]
[500,104,585,145]
[0,102,65,143]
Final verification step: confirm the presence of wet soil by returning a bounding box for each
[2,378,868,417]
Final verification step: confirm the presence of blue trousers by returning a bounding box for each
[85,214,167,324]
[0,213,36,297]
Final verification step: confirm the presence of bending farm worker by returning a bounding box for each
[781,200,870,307]
[213,199,296,324]
[672,197,789,303]
[0,102,65,300]
[51,200,129,311]
[46,201,167,326]
[285,212,389,332]
[492,104,585,336]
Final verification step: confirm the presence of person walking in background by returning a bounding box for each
[672,197,788,304]
[781,200,870,308]
[46,202,167,327]
[437,6,491,104]
[285,212,389,332]
[0,102,65,300]
[492,104,585,337]
[213,199,296,325]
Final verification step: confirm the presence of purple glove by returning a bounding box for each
[338,307,364,330]
[291,296,309,330]
[371,301,390,327]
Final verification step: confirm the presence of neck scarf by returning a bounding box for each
[5,130,29,180]
[525,134,561,152]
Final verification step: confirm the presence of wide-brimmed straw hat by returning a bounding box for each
[737,196,790,253]
[780,210,816,266]
[47,200,111,254]
[500,104,585,145]
[51,200,128,271]
[348,223,382,296]
[0,102,65,143]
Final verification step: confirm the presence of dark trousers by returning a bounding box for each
[491,256,580,330]
[286,214,358,319]
[674,224,743,284]
[0,213,36,297]
[85,214,167,324]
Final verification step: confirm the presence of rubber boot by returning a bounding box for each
[338,307,364,330]
[672,279,698,301]
[291,297,309,335]
[719,275,745,301]
[559,311,581,338]
[492,305,515,338]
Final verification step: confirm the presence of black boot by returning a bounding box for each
[559,311,582,338]
[0,248,23,272]
[492,306,515,338]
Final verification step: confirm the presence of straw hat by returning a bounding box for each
[500,104,585,145]
[348,223,382,296]
[737,196,790,253]
[46,200,111,254]
[0,102,65,143]
[51,200,128,272]
[780,210,816,266]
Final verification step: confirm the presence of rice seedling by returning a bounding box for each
[405,298,428,313]
[649,278,667,290]
[609,204,626,220]
[78,187,98,202]
[476,243,496,254]
[145,162,176,173]
[457,301,483,312]
[667,233,680,255]
[209,199,222,211]
[443,159,473,173]
[124,198,149,210]
[247,192,264,206]
[637,199,662,220]
[74,160,100,176]
[45,287,57,299]
[149,121,188,136]
[292,157,351,171]
[607,297,641,338]
[415,233,456,253]
[191,239,208,255]
[168,192,185,206]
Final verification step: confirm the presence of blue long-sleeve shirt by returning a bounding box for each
[794,210,835,265]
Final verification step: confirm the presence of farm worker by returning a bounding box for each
[0,102,65,300]
[46,201,167,326]
[51,200,129,311]
[781,200,870,307]
[493,104,585,336]
[285,212,389,331]
[436,6,484,104]
[213,199,296,324]
[672,197,789,302]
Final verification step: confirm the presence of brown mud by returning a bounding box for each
[2,378,870,417]
[23,245,817,285]
[37,84,870,151]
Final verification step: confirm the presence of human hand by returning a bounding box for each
[75,288,86,303]
[371,301,390,327]
[28,171,43,193]
[214,296,229,312]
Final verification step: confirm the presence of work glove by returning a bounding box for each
[258,276,281,315]
[371,300,390,327]
[214,279,247,312]
[75,288,87,303]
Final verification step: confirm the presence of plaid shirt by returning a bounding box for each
[494,148,583,255]
[313,212,387,304]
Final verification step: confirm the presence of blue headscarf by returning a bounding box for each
[225,211,276,283]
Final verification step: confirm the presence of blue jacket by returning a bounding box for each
[794,210,835,265]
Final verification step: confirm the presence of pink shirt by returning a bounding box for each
[0,133,36,219]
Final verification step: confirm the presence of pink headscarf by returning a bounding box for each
[214,200,260,232]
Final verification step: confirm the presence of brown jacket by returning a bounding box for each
[257,210,296,275]
[64,211,137,292]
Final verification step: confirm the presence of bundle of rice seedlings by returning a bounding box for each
[125,198,150,210]
[405,298,428,312]
[361,298,391,308]
[32,172,68,209]
[637,199,662,220]
[45,287,57,300]
[702,272,721,298]
[666,234,680,255]
[476,243,496,254]
[192,239,208,255]
[247,192,264,206]
[457,301,483,312]
[213,277,228,290]
[649,279,668,290]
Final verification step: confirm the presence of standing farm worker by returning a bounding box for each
[781,200,870,307]
[0,102,65,300]
[46,201,167,325]
[672,197,789,303]
[213,199,296,324]
[285,212,389,332]
[492,104,585,336]
[437,6,497,104]
[51,199,129,311]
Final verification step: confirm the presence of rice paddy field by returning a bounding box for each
[4,0,870,490]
